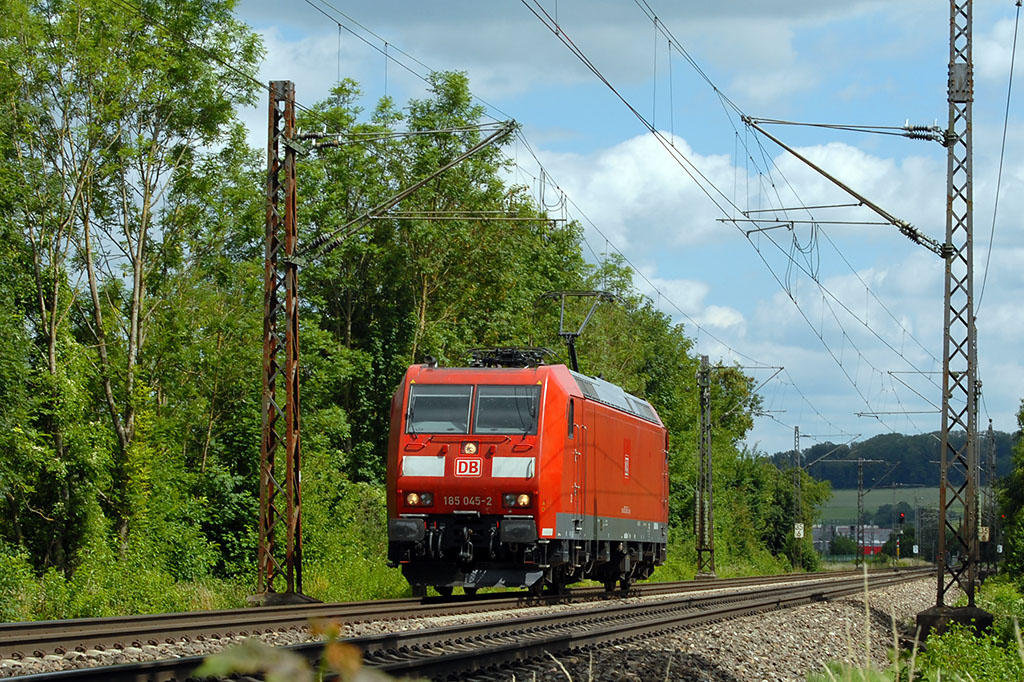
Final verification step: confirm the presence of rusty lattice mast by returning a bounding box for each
[695,355,715,577]
[257,80,306,603]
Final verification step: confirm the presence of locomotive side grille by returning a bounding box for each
[575,377,599,399]
[572,372,660,424]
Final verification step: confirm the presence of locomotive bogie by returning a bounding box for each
[386,363,669,595]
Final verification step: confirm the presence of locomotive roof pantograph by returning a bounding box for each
[535,290,617,372]
[468,347,554,368]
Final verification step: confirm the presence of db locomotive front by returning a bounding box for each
[386,354,669,596]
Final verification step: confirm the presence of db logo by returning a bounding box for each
[454,458,482,477]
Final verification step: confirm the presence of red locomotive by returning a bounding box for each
[386,349,669,596]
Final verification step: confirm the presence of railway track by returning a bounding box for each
[1,567,890,661]
[2,567,931,681]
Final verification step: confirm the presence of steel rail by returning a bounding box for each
[6,568,932,681]
[0,568,883,660]
[366,569,932,679]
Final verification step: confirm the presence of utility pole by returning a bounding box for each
[793,427,802,532]
[857,459,865,565]
[255,81,309,605]
[695,355,715,577]
[985,420,997,568]
[745,0,993,633]
[919,0,992,636]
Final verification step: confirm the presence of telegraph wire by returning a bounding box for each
[978,0,1021,313]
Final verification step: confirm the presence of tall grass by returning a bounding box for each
[809,575,1024,681]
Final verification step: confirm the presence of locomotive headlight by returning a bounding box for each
[503,493,531,508]
[461,441,478,455]
[406,492,434,506]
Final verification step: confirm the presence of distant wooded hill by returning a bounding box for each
[771,430,1017,489]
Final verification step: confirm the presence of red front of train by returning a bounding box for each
[386,360,669,595]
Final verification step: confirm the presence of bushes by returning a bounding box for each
[301,480,409,602]
[0,536,249,621]
[918,621,1024,682]
[0,548,37,622]
[915,577,1024,681]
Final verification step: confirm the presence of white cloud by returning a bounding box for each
[701,305,746,332]
[537,132,737,254]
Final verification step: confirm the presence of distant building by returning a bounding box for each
[813,523,893,556]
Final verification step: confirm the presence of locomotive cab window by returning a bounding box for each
[474,385,541,435]
[406,384,472,434]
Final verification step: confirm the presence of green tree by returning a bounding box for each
[829,534,858,555]
[1,0,263,581]
[999,399,1024,574]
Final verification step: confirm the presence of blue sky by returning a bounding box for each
[235,1,1024,457]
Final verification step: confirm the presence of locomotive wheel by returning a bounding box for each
[619,577,632,591]
[434,585,453,597]
[528,581,544,597]
[463,586,478,596]
[603,576,617,593]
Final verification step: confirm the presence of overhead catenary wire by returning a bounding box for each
[630,3,948,368]
[522,0,945,431]
[301,0,517,125]
[296,0,914,440]
[183,0,930,443]
[114,0,958,433]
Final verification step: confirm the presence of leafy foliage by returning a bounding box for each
[917,622,1024,681]
[1001,400,1024,575]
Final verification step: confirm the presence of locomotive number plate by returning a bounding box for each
[443,495,492,507]
[454,457,483,476]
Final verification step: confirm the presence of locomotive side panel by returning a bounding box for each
[588,403,666,541]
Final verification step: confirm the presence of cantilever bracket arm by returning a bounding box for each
[743,117,950,259]
[291,120,517,264]
[864,462,901,495]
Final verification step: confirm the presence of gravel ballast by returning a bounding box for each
[509,577,948,682]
